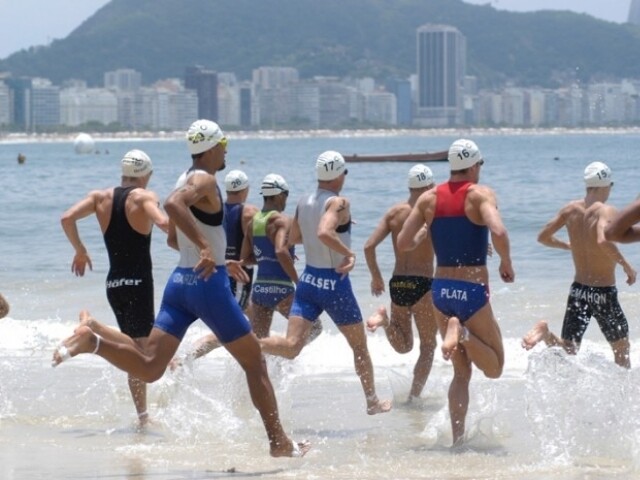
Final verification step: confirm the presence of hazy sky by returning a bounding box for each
[0,0,633,59]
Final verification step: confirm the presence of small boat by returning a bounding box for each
[343,150,448,163]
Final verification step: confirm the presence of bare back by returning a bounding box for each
[387,203,434,277]
[564,200,618,286]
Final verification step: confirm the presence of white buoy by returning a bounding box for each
[74,133,95,154]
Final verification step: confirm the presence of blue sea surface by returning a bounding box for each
[1,130,640,479]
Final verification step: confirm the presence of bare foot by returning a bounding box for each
[271,439,311,458]
[441,317,465,361]
[367,398,392,415]
[366,306,389,332]
[51,325,99,367]
[77,309,97,330]
[521,320,550,350]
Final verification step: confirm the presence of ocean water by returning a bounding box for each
[2,129,640,479]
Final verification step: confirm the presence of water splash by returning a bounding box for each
[525,347,640,466]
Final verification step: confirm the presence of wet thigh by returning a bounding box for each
[337,322,368,353]
[251,303,275,339]
[389,302,413,336]
[412,293,438,344]
[275,294,294,319]
[464,302,504,362]
[224,333,263,370]
[145,327,182,368]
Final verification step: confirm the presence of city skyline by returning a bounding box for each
[2,56,640,133]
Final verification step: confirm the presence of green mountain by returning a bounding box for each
[2,0,639,88]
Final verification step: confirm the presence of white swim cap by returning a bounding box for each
[224,170,249,192]
[186,119,225,155]
[316,150,347,181]
[448,139,483,171]
[261,173,289,196]
[408,164,434,189]
[121,149,152,177]
[584,161,613,187]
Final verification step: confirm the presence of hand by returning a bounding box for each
[499,260,515,283]
[71,252,92,276]
[624,265,637,286]
[227,260,250,283]
[370,276,385,296]
[414,224,429,244]
[336,253,356,277]
[194,247,217,280]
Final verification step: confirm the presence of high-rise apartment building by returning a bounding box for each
[104,69,142,91]
[387,78,412,126]
[415,24,466,127]
[252,66,299,90]
[31,78,60,128]
[0,81,11,126]
[239,83,253,128]
[5,77,32,129]
[184,65,218,121]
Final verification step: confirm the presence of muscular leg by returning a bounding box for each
[442,303,504,379]
[337,322,391,415]
[78,310,138,347]
[223,333,309,457]
[78,311,150,422]
[129,336,149,425]
[409,293,437,399]
[433,309,471,445]
[260,315,314,359]
[251,303,276,339]
[610,337,630,369]
[53,316,180,383]
[448,348,472,446]
[368,304,414,353]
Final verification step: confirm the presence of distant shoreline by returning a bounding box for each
[1,126,639,145]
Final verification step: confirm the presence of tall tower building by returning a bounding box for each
[185,65,218,121]
[415,24,466,127]
[104,69,142,91]
[629,0,640,25]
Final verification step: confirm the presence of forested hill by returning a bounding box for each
[2,0,639,87]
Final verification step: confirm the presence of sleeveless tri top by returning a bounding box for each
[103,186,152,275]
[174,169,226,268]
[252,210,294,282]
[296,188,351,269]
[430,181,488,267]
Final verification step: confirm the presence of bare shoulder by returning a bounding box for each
[589,201,617,219]
[92,187,112,197]
[327,194,350,210]
[387,202,411,217]
[561,199,586,215]
[89,187,114,203]
[417,188,437,205]
[130,188,159,203]
[244,203,259,216]
[270,211,289,228]
[187,170,217,194]
[468,183,496,199]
